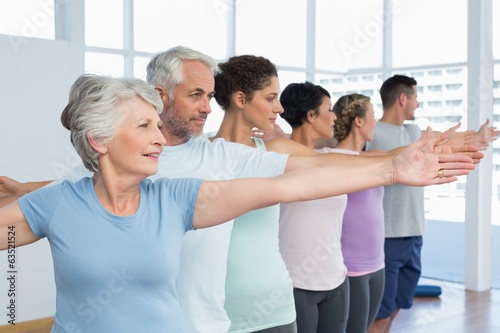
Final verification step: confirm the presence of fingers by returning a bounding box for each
[437,162,475,174]
[448,122,461,132]
[457,151,484,164]
[251,129,265,138]
[414,127,432,150]
[451,144,479,154]
[437,153,474,164]
[429,176,458,185]
[427,166,469,185]
[431,131,451,147]
[435,167,463,180]
[435,166,471,176]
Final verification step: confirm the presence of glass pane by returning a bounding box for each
[319,72,384,118]
[85,0,123,48]
[278,71,307,93]
[0,0,55,39]
[134,0,227,60]
[85,52,124,77]
[134,56,151,81]
[494,0,500,59]
[236,0,306,68]
[316,0,383,71]
[393,0,467,67]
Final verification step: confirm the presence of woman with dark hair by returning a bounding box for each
[279,82,349,333]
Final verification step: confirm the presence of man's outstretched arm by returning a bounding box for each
[0,176,51,197]
[0,176,52,208]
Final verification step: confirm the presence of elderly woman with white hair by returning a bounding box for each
[0,74,473,332]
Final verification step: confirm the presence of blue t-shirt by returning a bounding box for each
[18,177,202,333]
[53,136,289,333]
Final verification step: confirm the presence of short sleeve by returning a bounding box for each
[223,141,289,178]
[17,183,65,238]
[157,178,203,231]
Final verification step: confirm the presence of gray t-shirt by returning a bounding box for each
[365,121,425,237]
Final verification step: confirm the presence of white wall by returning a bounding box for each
[0,34,78,324]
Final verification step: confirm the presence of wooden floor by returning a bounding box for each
[391,279,500,333]
[2,279,499,333]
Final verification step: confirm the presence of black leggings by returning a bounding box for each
[293,277,349,333]
[346,268,385,333]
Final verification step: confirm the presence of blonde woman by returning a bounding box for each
[332,94,384,333]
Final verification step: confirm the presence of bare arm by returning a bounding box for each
[439,120,499,151]
[0,201,40,250]
[0,177,52,209]
[0,176,51,197]
[362,130,484,164]
[284,128,475,174]
[0,195,21,209]
[192,128,474,229]
[469,118,500,149]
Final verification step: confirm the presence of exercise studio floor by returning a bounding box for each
[1,278,499,333]
[391,278,500,333]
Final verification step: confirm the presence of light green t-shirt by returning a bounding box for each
[224,138,296,333]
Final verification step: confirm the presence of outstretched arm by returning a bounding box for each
[448,119,499,150]
[0,176,51,197]
[284,127,475,175]
[0,176,52,209]
[0,195,21,209]
[364,125,483,164]
[192,128,474,229]
[428,130,484,163]
[470,118,500,148]
[0,202,40,250]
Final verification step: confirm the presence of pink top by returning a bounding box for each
[279,147,348,290]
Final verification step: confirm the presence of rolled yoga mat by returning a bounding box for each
[414,285,442,297]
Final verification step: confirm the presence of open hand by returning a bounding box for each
[425,129,484,164]
[392,127,475,186]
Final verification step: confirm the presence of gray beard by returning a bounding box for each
[164,116,192,141]
[162,111,204,141]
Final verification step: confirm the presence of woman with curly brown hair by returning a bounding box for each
[214,57,344,333]
[213,55,303,333]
